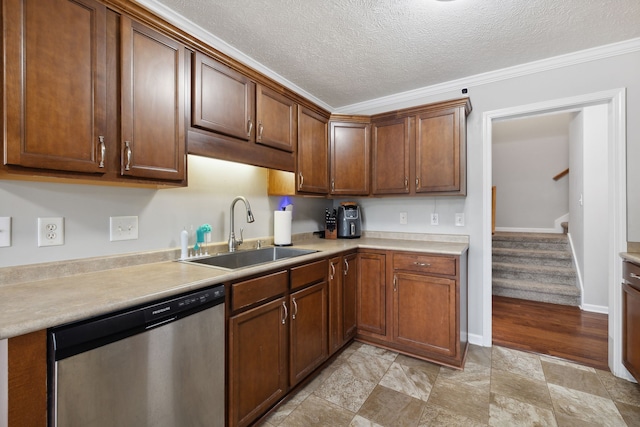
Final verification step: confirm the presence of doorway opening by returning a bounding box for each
[481,88,629,378]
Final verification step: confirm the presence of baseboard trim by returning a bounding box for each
[581,303,608,314]
[468,333,487,347]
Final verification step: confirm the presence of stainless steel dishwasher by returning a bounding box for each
[48,284,225,427]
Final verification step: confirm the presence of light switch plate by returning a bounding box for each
[430,213,439,226]
[0,217,11,247]
[399,212,408,225]
[455,213,465,226]
[110,216,138,241]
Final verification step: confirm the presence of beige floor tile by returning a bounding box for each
[343,349,395,383]
[490,368,553,411]
[491,346,546,382]
[438,357,491,389]
[356,343,399,361]
[378,361,436,402]
[541,358,609,398]
[597,369,640,407]
[467,344,493,369]
[489,393,557,427]
[357,385,425,427]
[313,364,378,413]
[418,404,488,427]
[279,394,355,427]
[427,377,491,424]
[615,401,640,427]
[548,383,627,427]
[349,414,385,427]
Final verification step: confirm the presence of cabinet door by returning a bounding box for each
[330,121,370,195]
[192,52,255,141]
[256,85,296,152]
[328,256,344,355]
[371,118,410,195]
[297,107,329,194]
[343,253,358,340]
[229,297,288,427]
[415,107,461,193]
[393,272,457,357]
[623,282,640,381]
[357,252,386,336]
[289,281,328,387]
[3,0,107,173]
[121,17,185,181]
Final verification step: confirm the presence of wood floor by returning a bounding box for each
[492,296,609,370]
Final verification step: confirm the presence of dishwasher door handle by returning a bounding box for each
[145,316,177,330]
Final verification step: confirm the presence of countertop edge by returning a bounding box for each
[621,252,640,265]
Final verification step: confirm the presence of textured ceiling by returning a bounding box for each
[147,0,640,109]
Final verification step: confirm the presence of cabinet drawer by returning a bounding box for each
[624,261,640,291]
[291,259,328,290]
[232,270,288,311]
[393,253,456,276]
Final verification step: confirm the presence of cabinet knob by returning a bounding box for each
[98,136,106,168]
[124,141,132,171]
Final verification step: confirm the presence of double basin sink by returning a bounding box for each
[181,246,317,270]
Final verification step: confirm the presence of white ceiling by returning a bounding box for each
[143,0,640,110]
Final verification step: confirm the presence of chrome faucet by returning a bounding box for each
[228,196,255,252]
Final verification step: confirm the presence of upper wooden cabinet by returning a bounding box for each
[371,117,410,195]
[371,98,471,197]
[329,119,370,195]
[297,107,329,194]
[415,106,464,194]
[3,0,107,174]
[120,17,186,181]
[192,51,255,141]
[256,85,297,152]
[2,0,187,186]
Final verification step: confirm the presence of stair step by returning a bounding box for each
[492,247,573,268]
[493,277,580,306]
[492,232,569,251]
[492,262,576,285]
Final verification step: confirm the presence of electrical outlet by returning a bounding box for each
[38,217,64,247]
[455,213,465,226]
[430,213,439,226]
[0,217,11,247]
[110,216,139,241]
[399,212,408,225]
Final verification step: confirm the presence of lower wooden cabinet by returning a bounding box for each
[228,260,329,427]
[623,260,640,381]
[328,252,358,355]
[229,297,288,427]
[356,250,468,369]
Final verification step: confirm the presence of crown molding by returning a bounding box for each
[335,37,640,114]
[134,0,334,112]
[133,0,640,115]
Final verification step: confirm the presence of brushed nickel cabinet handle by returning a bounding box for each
[415,177,420,188]
[124,141,132,171]
[330,262,336,280]
[298,173,304,189]
[331,180,335,192]
[247,119,253,137]
[258,122,264,140]
[393,274,397,292]
[404,177,408,189]
[344,258,349,276]
[98,136,105,168]
[282,301,288,324]
[292,298,298,320]
[631,273,640,280]
[414,262,431,267]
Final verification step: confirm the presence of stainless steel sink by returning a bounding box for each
[181,247,317,270]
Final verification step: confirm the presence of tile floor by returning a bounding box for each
[258,342,640,427]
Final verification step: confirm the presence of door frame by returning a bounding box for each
[481,88,629,379]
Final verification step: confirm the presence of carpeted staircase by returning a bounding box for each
[492,232,581,306]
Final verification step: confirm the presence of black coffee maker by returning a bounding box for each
[337,203,362,238]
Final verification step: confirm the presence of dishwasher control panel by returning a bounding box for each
[144,285,225,323]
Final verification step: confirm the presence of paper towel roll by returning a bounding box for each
[274,210,292,246]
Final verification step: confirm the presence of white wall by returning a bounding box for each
[582,104,610,308]
[492,115,570,231]
[0,155,331,268]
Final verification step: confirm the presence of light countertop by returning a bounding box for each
[0,235,469,340]
[622,252,640,265]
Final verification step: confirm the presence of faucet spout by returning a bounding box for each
[228,196,255,252]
